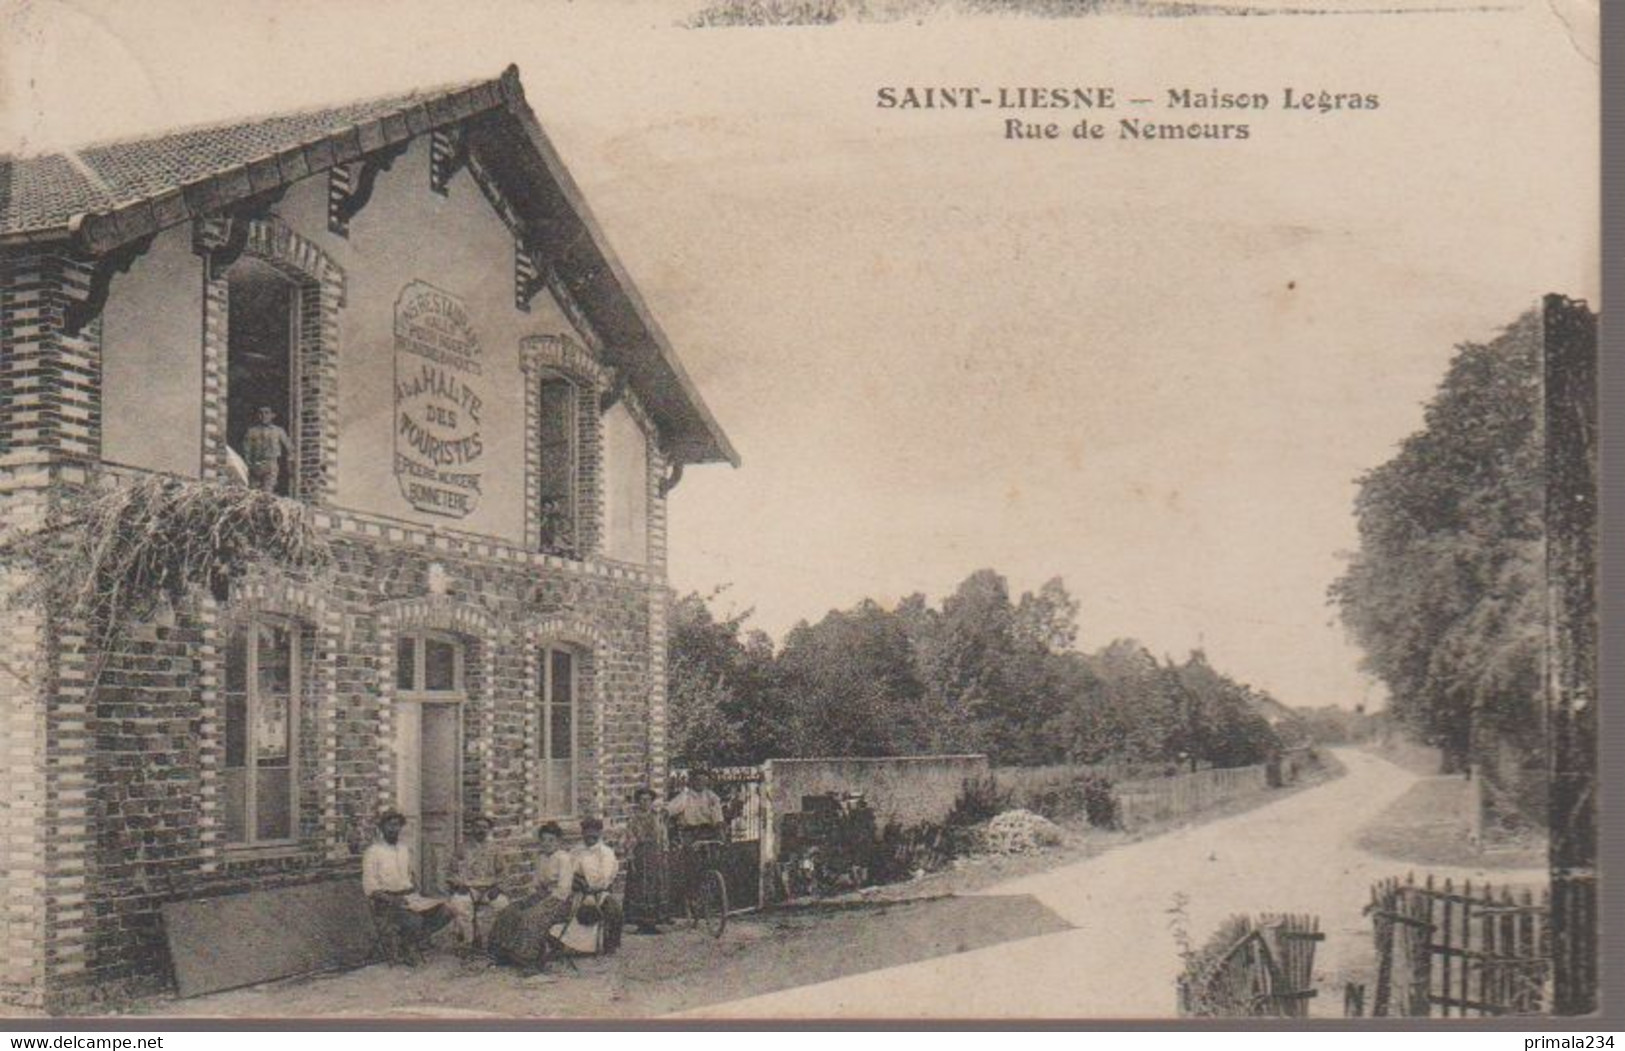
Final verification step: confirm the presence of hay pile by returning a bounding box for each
[982,808,1066,854]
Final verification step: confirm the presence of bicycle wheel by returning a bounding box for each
[698,868,728,939]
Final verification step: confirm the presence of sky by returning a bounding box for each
[0,0,1599,711]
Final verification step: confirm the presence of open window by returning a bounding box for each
[226,257,300,496]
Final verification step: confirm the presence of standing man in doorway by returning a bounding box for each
[244,405,294,493]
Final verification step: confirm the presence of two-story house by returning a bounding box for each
[0,65,736,1009]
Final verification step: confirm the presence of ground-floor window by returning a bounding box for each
[223,617,301,845]
[540,646,578,816]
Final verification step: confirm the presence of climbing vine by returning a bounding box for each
[0,474,331,656]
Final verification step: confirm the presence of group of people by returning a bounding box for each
[361,771,729,975]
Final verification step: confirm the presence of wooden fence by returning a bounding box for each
[1367,874,1550,1016]
[1115,765,1268,829]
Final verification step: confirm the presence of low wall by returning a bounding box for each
[762,754,989,830]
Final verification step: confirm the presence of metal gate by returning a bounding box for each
[669,764,766,910]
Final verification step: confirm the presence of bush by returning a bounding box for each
[870,820,951,882]
[948,775,1013,827]
[1018,773,1120,829]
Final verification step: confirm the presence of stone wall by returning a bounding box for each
[763,755,990,831]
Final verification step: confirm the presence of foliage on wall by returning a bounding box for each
[1,474,331,654]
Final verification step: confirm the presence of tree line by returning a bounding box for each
[1330,310,1545,774]
[668,569,1292,769]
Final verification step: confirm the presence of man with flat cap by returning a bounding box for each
[362,809,451,965]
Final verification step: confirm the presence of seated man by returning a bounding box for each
[486,821,574,975]
[362,810,451,966]
[569,816,623,955]
[444,814,508,951]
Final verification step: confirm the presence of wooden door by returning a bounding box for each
[418,702,461,896]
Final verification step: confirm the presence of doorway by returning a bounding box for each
[395,631,466,895]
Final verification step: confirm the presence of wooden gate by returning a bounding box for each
[1178,914,1323,1017]
[1367,874,1550,1016]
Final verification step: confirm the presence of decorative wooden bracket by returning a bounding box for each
[191,214,250,282]
[327,141,409,237]
[190,187,288,281]
[515,239,548,313]
[430,126,469,196]
[64,234,156,336]
[598,369,628,414]
[658,460,685,498]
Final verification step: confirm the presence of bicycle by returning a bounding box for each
[674,834,729,939]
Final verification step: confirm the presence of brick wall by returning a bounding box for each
[1,118,701,1010]
[10,508,667,1008]
[0,470,52,1007]
[0,263,680,1007]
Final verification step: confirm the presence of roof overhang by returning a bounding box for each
[7,66,738,469]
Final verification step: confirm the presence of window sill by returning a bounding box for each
[221,841,306,864]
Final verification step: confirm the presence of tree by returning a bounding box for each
[773,600,929,756]
[666,589,782,765]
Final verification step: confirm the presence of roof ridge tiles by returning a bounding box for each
[15,71,501,162]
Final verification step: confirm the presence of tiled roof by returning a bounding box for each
[0,76,500,244]
[0,65,739,467]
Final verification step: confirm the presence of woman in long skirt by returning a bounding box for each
[621,788,670,933]
[487,822,574,972]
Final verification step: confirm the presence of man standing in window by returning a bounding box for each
[362,810,450,966]
[244,405,294,494]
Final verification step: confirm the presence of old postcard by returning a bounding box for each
[0,0,1601,1024]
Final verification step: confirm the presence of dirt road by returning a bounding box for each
[684,748,1546,1019]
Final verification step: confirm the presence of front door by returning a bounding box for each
[418,703,461,896]
[394,631,466,895]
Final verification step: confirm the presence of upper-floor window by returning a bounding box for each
[537,375,579,557]
[603,402,648,564]
[226,258,300,497]
[223,616,302,846]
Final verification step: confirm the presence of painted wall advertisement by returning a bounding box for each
[394,280,486,518]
